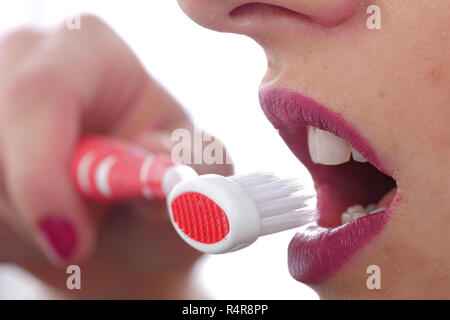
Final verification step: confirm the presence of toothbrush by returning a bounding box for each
[71,135,197,202]
[167,173,316,254]
[71,136,315,255]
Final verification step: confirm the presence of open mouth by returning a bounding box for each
[259,87,400,284]
[288,125,396,229]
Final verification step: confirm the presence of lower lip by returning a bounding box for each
[288,209,389,284]
[259,87,397,284]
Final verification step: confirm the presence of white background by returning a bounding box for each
[0,0,318,299]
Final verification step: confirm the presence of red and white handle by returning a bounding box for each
[71,136,175,202]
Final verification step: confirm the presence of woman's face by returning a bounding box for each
[177,0,450,299]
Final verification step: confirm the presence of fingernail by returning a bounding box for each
[39,215,78,260]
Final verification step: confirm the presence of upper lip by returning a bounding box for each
[259,86,388,176]
[259,86,399,284]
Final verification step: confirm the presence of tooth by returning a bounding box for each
[346,204,367,214]
[365,203,377,213]
[340,204,367,225]
[307,126,351,165]
[368,207,387,215]
[341,213,352,225]
[307,126,319,163]
[351,148,368,163]
[341,212,367,225]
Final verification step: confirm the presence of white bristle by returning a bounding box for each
[229,172,315,237]
[231,172,275,183]
[257,195,314,218]
[247,185,302,203]
[260,209,317,236]
[168,172,317,254]
[232,175,300,198]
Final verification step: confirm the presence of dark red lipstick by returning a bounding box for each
[259,87,399,284]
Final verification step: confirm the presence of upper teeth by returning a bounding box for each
[307,126,367,165]
[351,148,368,163]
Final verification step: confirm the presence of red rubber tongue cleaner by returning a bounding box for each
[170,192,230,244]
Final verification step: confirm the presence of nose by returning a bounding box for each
[178,0,360,33]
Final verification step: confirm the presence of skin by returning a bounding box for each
[177,0,450,299]
[0,16,232,299]
[0,1,449,299]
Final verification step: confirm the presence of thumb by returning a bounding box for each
[133,126,234,177]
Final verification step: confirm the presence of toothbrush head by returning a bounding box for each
[167,173,315,254]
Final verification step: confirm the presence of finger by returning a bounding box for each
[133,130,173,155]
[0,29,45,185]
[134,125,234,177]
[0,14,231,267]
[9,16,190,135]
[0,196,36,263]
[0,87,94,264]
[0,16,158,264]
[0,15,192,265]
[118,83,234,176]
[0,28,45,79]
[114,76,192,138]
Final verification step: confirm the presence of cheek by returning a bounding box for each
[311,202,450,299]
[356,2,450,171]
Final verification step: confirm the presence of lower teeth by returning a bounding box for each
[340,204,387,225]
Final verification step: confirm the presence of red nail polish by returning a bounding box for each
[39,215,78,260]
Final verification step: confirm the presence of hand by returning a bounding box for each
[0,15,232,298]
